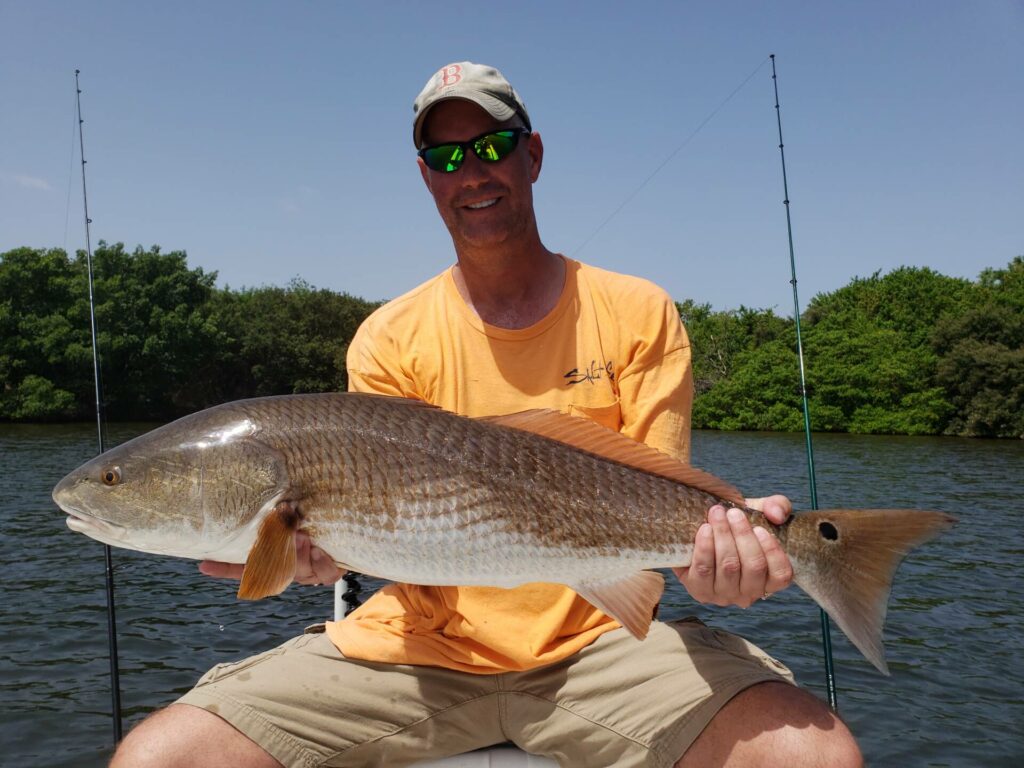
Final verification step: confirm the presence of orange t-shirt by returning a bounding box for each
[325,257,692,673]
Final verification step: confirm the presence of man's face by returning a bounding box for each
[418,99,542,251]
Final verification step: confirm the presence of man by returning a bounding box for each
[113,62,862,768]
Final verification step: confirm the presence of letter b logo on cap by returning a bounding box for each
[438,64,462,89]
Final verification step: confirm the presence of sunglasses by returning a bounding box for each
[418,128,530,173]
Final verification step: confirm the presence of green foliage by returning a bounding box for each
[685,258,1022,438]
[0,245,378,421]
[7,375,77,420]
[932,257,1024,437]
[804,323,952,435]
[804,266,972,348]
[678,300,790,397]
[2,244,1020,438]
[208,280,379,401]
[0,243,227,419]
[0,247,90,421]
[680,299,798,430]
[799,266,970,434]
[86,242,225,419]
[691,339,803,431]
[792,266,967,434]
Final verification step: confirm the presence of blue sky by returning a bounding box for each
[1,1,1020,313]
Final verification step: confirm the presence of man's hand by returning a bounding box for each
[673,494,794,608]
[198,531,345,587]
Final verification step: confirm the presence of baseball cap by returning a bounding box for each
[413,61,532,147]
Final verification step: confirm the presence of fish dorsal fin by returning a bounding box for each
[483,409,745,507]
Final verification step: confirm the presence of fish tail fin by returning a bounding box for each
[789,508,955,675]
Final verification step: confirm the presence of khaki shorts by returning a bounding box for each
[177,618,793,768]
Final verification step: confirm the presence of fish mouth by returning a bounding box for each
[62,507,127,540]
[52,478,126,539]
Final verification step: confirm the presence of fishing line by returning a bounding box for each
[572,55,771,257]
[75,69,124,742]
[572,54,841,707]
[769,54,838,711]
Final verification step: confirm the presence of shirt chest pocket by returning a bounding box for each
[567,399,622,432]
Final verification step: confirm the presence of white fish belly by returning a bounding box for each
[314,518,693,587]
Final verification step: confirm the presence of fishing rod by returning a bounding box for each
[769,54,839,711]
[567,56,841,706]
[75,68,124,742]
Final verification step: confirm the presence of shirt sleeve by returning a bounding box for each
[615,294,693,463]
[346,320,420,398]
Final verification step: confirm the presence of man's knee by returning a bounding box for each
[762,684,862,768]
[111,703,280,768]
[678,682,863,768]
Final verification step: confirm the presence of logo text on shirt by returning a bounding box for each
[564,360,614,386]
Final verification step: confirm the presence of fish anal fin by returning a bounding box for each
[485,410,745,506]
[572,571,665,640]
[237,501,300,600]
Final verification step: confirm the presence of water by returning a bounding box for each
[2,424,1022,766]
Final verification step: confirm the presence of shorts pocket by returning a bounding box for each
[194,647,285,687]
[701,626,791,675]
[668,616,727,651]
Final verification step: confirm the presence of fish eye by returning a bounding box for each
[101,466,122,486]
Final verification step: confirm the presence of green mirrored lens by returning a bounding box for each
[425,144,464,172]
[473,132,517,162]
[420,130,523,173]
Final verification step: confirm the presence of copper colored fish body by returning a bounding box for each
[53,393,955,674]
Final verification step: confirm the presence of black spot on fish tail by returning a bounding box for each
[818,521,839,541]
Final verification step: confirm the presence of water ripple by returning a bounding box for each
[2,425,1023,766]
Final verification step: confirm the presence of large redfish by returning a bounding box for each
[52,393,954,674]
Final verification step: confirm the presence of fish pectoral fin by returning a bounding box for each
[237,501,300,600]
[572,571,665,640]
